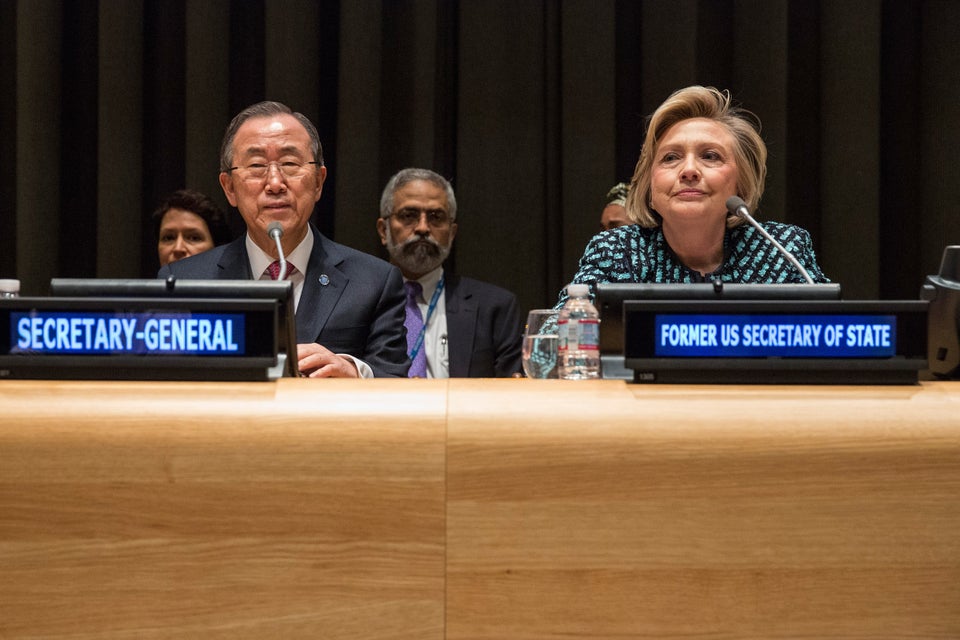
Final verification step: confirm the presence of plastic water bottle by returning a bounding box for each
[0,279,19,298]
[557,283,600,379]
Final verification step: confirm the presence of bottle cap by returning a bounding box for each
[0,279,20,295]
[567,283,589,297]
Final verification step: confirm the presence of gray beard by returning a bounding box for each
[385,231,451,276]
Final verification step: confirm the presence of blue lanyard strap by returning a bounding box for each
[409,276,445,362]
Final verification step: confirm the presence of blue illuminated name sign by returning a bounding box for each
[654,314,895,358]
[12,311,245,356]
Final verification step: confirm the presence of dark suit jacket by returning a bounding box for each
[158,224,410,378]
[444,273,522,377]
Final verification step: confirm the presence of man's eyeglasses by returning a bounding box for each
[226,160,321,182]
[389,208,452,227]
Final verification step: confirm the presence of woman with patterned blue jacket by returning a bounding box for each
[556,85,828,307]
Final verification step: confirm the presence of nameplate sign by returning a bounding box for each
[0,297,283,381]
[623,300,929,385]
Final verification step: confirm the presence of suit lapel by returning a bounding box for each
[444,274,476,377]
[296,227,347,342]
[217,238,254,278]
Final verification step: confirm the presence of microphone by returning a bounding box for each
[725,196,814,284]
[266,221,288,281]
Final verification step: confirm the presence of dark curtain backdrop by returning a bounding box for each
[3,0,959,318]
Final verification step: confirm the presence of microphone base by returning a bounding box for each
[924,285,960,380]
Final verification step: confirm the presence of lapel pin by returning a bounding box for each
[318,274,330,286]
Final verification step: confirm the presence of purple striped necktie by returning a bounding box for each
[404,281,428,378]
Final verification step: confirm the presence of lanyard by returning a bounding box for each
[409,276,445,362]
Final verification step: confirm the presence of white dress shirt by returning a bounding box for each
[408,267,449,379]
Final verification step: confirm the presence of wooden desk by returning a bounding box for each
[0,379,448,639]
[2,379,959,638]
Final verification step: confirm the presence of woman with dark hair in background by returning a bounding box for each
[152,189,233,266]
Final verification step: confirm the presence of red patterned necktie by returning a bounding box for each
[266,260,297,280]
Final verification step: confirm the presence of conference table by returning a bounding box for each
[1,378,958,638]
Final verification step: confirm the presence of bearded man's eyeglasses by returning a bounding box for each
[389,208,452,227]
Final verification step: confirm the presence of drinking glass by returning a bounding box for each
[522,309,559,379]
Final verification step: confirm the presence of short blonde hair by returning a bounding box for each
[625,86,767,228]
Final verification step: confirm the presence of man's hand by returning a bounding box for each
[296,343,360,378]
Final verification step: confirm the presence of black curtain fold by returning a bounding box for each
[614,0,645,182]
[60,0,99,278]
[312,0,340,239]
[0,1,17,280]
[141,0,187,277]
[880,0,923,299]
[784,0,822,245]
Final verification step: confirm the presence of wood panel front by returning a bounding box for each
[446,380,960,639]
[0,379,447,639]
[4,378,960,638]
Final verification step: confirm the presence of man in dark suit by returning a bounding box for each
[160,101,408,378]
[376,168,522,378]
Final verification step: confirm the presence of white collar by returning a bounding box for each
[246,228,314,278]
[407,267,444,301]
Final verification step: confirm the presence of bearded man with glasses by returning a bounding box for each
[159,101,409,378]
[376,168,522,378]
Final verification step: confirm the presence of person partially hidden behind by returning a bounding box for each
[159,101,409,378]
[377,168,523,378]
[600,182,632,232]
[555,85,829,307]
[153,189,233,266]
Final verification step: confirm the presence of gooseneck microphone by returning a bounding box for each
[266,221,288,281]
[725,196,814,284]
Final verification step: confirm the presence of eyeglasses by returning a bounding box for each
[226,160,321,181]
[389,208,452,227]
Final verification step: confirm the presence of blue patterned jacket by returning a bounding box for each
[555,222,829,307]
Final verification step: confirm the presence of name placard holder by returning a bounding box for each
[621,299,929,385]
[0,295,292,381]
